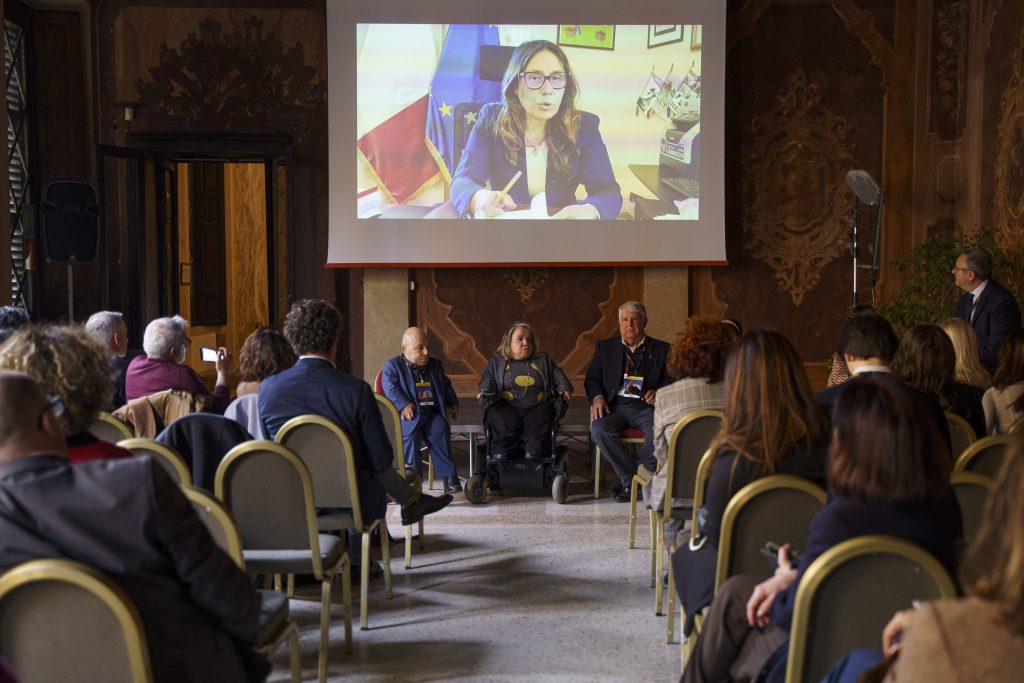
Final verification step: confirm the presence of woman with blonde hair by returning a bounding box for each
[940,317,992,395]
[0,325,132,463]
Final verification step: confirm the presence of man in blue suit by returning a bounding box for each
[382,327,462,495]
[952,247,1021,372]
[259,300,451,529]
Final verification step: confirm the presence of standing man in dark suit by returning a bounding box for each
[586,301,671,501]
[259,300,451,528]
[0,372,270,682]
[953,247,1021,372]
[382,327,462,494]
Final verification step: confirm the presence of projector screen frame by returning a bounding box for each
[329,0,727,267]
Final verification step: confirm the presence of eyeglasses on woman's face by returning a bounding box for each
[519,71,568,90]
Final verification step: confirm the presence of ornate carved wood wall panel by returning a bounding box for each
[415,267,642,394]
[691,0,892,362]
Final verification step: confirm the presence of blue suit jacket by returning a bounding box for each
[450,102,622,219]
[381,355,459,438]
[584,336,672,403]
[954,279,1021,370]
[259,358,390,520]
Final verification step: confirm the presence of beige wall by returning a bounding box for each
[361,268,409,380]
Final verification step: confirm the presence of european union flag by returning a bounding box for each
[426,25,502,181]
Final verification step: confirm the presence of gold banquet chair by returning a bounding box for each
[0,558,153,683]
[785,535,957,683]
[118,438,192,485]
[675,446,717,663]
[641,409,724,618]
[1008,414,1024,435]
[215,440,351,683]
[374,393,426,569]
[953,434,1014,478]
[274,415,393,630]
[89,411,133,443]
[945,412,976,460]
[949,470,995,543]
[181,484,302,683]
[593,425,645,499]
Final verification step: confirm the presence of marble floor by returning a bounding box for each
[267,470,684,683]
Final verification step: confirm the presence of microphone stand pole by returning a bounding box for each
[850,198,860,307]
[869,188,885,305]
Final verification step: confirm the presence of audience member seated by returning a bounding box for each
[478,322,572,462]
[681,376,962,683]
[259,299,452,529]
[941,317,992,401]
[892,323,986,438]
[672,329,829,640]
[224,327,297,439]
[0,305,28,344]
[825,434,1024,683]
[646,316,733,517]
[85,310,132,410]
[0,325,132,463]
[125,315,232,414]
[587,301,671,501]
[982,327,1024,434]
[0,372,269,682]
[952,247,1021,373]
[825,304,876,388]
[383,327,462,494]
[815,313,951,444]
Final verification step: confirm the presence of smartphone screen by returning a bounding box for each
[200,346,218,363]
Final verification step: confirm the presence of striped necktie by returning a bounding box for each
[970,294,979,322]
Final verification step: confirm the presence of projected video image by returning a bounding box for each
[356,24,703,221]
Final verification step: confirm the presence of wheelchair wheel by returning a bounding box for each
[551,472,568,504]
[464,474,487,504]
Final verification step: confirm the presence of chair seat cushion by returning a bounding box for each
[316,510,356,531]
[244,533,347,575]
[620,427,644,439]
[256,589,289,646]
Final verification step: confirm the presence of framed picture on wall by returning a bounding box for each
[557,25,615,50]
[691,25,702,49]
[647,25,683,48]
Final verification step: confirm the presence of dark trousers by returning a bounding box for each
[590,399,656,483]
[487,400,555,454]
[681,575,788,683]
[403,411,456,478]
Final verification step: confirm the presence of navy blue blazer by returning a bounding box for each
[381,355,459,437]
[450,102,622,219]
[584,336,671,404]
[770,490,962,631]
[954,280,1021,370]
[259,357,391,520]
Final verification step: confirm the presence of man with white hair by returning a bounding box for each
[125,315,232,413]
[85,310,131,409]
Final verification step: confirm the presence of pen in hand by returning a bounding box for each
[497,171,522,205]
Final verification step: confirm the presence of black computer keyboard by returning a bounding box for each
[661,176,700,198]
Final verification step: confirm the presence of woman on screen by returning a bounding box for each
[450,39,622,219]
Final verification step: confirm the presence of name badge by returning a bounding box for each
[415,381,435,406]
[619,374,645,398]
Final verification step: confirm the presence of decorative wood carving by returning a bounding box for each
[741,69,855,306]
[415,268,642,395]
[134,16,325,127]
[994,38,1024,289]
[931,0,969,141]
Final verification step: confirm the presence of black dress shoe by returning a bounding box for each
[614,487,632,503]
[401,493,454,525]
[610,479,624,497]
[490,452,507,462]
[443,476,463,494]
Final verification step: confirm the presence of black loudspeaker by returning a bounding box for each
[41,180,100,265]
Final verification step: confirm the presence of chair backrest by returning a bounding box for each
[785,535,957,683]
[155,413,252,490]
[954,434,1014,477]
[663,409,724,508]
[373,369,384,394]
[715,475,827,591]
[1009,414,1024,435]
[950,471,995,543]
[373,393,405,471]
[89,412,133,443]
[273,415,367,530]
[181,484,245,569]
[118,438,191,485]
[946,412,976,459]
[215,440,329,576]
[689,447,716,542]
[0,558,153,683]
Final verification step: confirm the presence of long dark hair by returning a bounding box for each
[495,40,580,180]
[993,328,1024,413]
[712,329,827,469]
[892,323,959,411]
